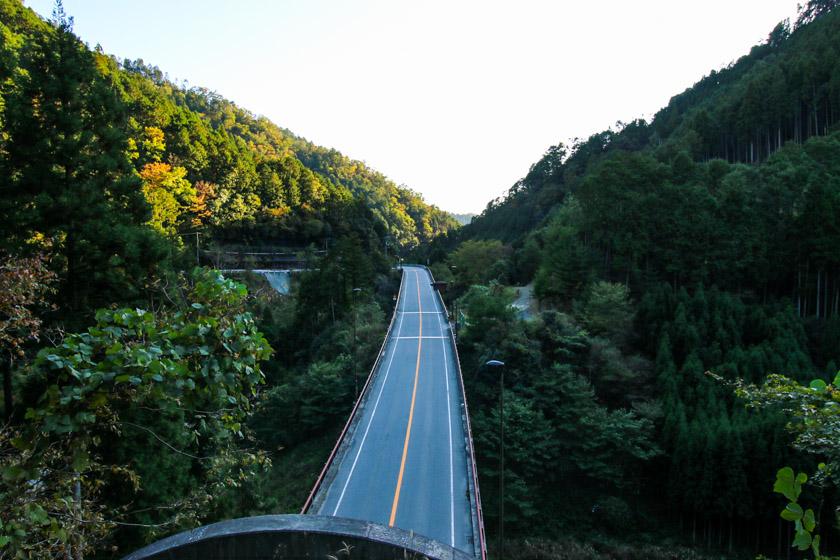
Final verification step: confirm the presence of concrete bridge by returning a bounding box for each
[124,266,486,560]
[201,248,326,270]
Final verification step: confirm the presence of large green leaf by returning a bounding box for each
[781,502,803,522]
[71,450,90,472]
[803,508,816,532]
[774,467,799,501]
[810,379,827,391]
[792,529,812,551]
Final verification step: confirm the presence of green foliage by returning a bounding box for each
[0,0,453,327]
[242,242,392,495]
[574,281,634,345]
[431,1,840,554]
[533,198,592,302]
[737,371,840,479]
[107,57,457,249]
[449,239,510,286]
[27,269,269,435]
[455,6,840,328]
[0,269,272,554]
[459,284,517,344]
[456,285,657,535]
[0,3,168,315]
[733,369,840,558]
[140,161,197,236]
[252,357,352,450]
[774,467,821,557]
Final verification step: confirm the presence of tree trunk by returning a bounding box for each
[767,129,772,159]
[797,268,802,317]
[729,518,733,554]
[817,269,822,319]
[805,260,811,317]
[825,270,831,319]
[787,522,791,560]
[3,357,11,422]
[777,516,782,560]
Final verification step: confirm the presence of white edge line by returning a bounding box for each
[331,273,409,515]
[433,279,456,547]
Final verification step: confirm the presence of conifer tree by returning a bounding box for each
[0,2,164,314]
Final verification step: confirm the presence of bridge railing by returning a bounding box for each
[300,269,406,513]
[201,249,327,269]
[425,267,487,560]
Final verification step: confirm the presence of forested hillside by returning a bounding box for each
[0,0,455,311]
[425,1,840,557]
[0,1,448,556]
[4,0,840,558]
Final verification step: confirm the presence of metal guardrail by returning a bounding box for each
[121,268,482,560]
[300,266,486,560]
[425,267,487,560]
[300,269,406,513]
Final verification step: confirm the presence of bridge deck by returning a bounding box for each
[309,266,477,555]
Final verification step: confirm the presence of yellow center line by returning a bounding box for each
[389,270,422,527]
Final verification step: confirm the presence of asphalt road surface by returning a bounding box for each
[315,266,474,553]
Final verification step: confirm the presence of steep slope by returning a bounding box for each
[428,3,840,553]
[460,3,840,246]
[0,0,456,253]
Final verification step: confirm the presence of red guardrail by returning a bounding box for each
[425,267,487,560]
[300,269,406,514]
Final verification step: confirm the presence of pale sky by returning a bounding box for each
[26,0,801,213]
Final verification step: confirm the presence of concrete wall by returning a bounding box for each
[122,515,475,560]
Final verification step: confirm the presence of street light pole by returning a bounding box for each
[352,287,362,398]
[485,359,506,560]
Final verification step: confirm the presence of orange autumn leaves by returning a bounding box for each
[136,126,214,234]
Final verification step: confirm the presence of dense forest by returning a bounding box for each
[420,1,840,558]
[0,0,456,311]
[3,0,840,559]
[0,1,441,556]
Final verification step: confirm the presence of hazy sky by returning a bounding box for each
[26,0,800,213]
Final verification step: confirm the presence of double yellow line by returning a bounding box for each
[388,271,423,527]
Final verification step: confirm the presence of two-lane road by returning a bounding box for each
[314,266,474,553]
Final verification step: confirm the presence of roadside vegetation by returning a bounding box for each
[422,2,840,557]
